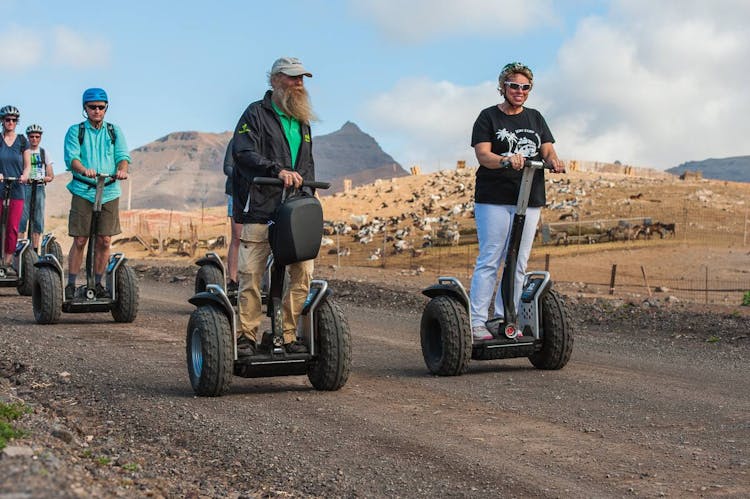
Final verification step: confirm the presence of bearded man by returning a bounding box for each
[231,56,317,357]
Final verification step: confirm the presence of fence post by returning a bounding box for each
[641,266,652,297]
[609,264,617,295]
[683,205,688,242]
[545,253,550,272]
[705,266,709,304]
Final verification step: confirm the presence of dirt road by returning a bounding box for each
[1,265,748,497]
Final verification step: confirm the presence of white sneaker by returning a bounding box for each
[472,324,493,340]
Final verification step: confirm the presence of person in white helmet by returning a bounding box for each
[18,124,55,253]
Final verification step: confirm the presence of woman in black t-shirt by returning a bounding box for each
[468,62,564,340]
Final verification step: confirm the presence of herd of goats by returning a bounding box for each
[115,168,679,259]
[545,220,676,246]
[315,214,677,261]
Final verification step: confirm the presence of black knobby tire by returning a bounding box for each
[528,289,573,370]
[47,240,64,265]
[195,264,223,294]
[420,295,471,376]
[307,298,351,391]
[186,305,233,396]
[33,266,62,324]
[16,247,36,296]
[111,264,139,323]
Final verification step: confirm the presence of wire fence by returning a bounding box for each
[314,204,750,306]
[115,204,750,306]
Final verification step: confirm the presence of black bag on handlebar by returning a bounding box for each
[269,191,324,267]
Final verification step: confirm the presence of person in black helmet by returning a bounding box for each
[63,87,130,300]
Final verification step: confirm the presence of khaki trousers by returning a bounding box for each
[237,223,314,344]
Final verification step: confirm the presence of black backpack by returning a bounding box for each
[78,122,116,146]
[268,192,324,267]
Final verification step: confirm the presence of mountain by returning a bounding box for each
[314,121,408,191]
[44,122,407,215]
[667,156,750,183]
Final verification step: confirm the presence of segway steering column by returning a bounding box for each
[499,159,557,338]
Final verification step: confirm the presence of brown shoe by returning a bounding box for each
[237,336,256,357]
[284,341,308,354]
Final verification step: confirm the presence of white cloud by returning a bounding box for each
[545,0,750,168]
[363,0,750,170]
[351,0,558,43]
[0,26,43,69]
[52,26,111,68]
[364,78,496,169]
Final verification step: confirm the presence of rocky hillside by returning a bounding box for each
[667,156,750,183]
[44,123,407,216]
[314,121,407,191]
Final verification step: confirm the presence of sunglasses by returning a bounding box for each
[28,134,41,139]
[3,117,18,123]
[86,104,107,111]
[504,81,532,91]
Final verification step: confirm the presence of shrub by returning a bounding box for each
[0,402,30,450]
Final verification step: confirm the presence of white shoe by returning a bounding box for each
[472,324,493,340]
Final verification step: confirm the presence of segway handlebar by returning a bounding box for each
[0,176,22,182]
[500,158,565,173]
[25,178,50,185]
[74,173,119,188]
[251,176,331,190]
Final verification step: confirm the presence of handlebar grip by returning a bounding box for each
[75,173,118,187]
[499,159,555,170]
[251,176,331,190]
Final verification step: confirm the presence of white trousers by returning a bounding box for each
[469,204,540,326]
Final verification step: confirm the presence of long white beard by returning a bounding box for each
[274,86,316,124]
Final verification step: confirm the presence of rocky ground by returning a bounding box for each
[1,262,749,498]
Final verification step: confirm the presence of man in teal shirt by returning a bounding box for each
[63,87,130,300]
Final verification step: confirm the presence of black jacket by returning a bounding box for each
[231,90,315,224]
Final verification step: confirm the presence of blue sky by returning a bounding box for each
[1,0,749,174]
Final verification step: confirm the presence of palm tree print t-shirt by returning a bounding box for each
[471,106,554,207]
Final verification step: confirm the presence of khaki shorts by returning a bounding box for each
[68,194,122,237]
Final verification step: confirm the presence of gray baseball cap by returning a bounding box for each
[270,56,312,77]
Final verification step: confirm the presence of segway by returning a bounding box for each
[194,252,278,307]
[186,177,351,396]
[0,177,34,295]
[23,178,63,261]
[33,174,139,324]
[420,159,573,376]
